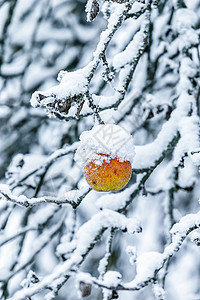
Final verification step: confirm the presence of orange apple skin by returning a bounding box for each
[83,154,132,192]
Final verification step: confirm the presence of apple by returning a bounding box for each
[83,153,132,192]
[75,124,135,192]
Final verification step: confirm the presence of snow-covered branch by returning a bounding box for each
[0,184,90,209]
[10,142,79,189]
[30,1,150,120]
[72,211,200,294]
[9,210,141,299]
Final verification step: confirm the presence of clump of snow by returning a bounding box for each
[103,271,122,287]
[57,209,142,258]
[175,8,197,32]
[189,151,200,167]
[21,270,39,288]
[76,272,92,284]
[152,282,166,299]
[74,124,135,169]
[170,212,200,237]
[190,231,200,246]
[174,9,199,52]
[30,67,89,108]
[76,209,141,252]
[113,29,143,70]
[164,211,200,257]
[102,271,122,300]
[173,116,200,167]
[133,252,164,283]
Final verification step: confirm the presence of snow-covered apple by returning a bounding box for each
[75,124,135,192]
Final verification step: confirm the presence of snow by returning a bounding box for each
[175,8,198,31]
[113,14,146,70]
[0,2,9,37]
[133,53,198,171]
[74,209,141,255]
[175,10,199,52]
[1,56,27,76]
[190,151,200,167]
[85,0,99,22]
[113,30,143,70]
[102,271,122,300]
[74,124,135,169]
[9,210,141,300]
[164,211,200,257]
[56,209,141,257]
[152,283,166,299]
[93,2,128,59]
[24,64,56,92]
[190,231,200,246]
[98,252,110,279]
[0,105,10,118]
[9,107,27,127]
[173,116,200,167]
[96,184,137,210]
[103,271,122,286]
[5,142,79,189]
[6,153,46,186]
[133,116,177,170]
[92,94,118,108]
[170,212,200,236]
[123,251,164,288]
[0,183,89,208]
[178,57,196,82]
[30,67,89,107]
[134,251,164,282]
[21,270,39,288]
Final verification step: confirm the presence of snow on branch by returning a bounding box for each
[0,184,90,209]
[85,0,100,22]
[1,210,67,286]
[173,115,200,167]
[9,210,141,299]
[11,142,79,189]
[29,1,146,120]
[30,67,89,117]
[133,27,199,172]
[96,164,164,212]
[72,211,200,294]
[113,8,150,70]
